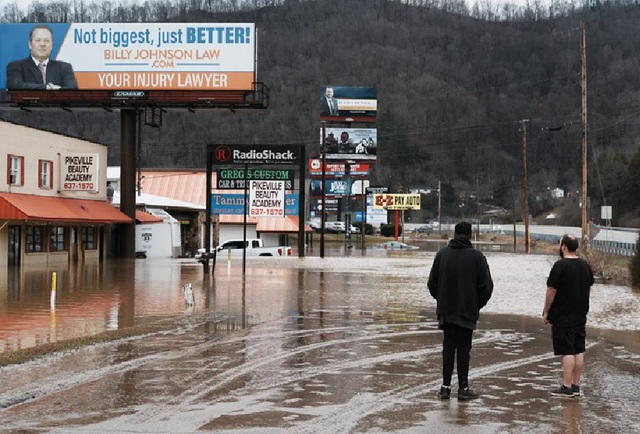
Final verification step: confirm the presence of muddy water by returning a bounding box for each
[1,251,640,433]
[1,249,639,354]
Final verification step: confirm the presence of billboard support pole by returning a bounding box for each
[242,163,248,275]
[204,144,212,274]
[298,145,306,257]
[361,189,366,253]
[320,122,326,259]
[120,109,137,259]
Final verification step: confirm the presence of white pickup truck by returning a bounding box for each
[196,238,292,260]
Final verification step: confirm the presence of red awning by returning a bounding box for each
[136,210,163,224]
[0,192,132,224]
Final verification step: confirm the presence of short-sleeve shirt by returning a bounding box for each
[546,258,595,327]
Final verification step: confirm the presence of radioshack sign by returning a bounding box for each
[211,145,300,165]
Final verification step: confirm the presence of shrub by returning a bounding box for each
[380,224,402,238]
[353,222,374,235]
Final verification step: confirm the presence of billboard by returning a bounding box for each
[320,85,377,120]
[320,127,377,160]
[308,159,369,177]
[310,198,339,215]
[1,23,256,91]
[310,179,369,197]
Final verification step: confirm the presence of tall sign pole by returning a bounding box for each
[204,144,213,274]
[298,145,306,257]
[581,22,589,249]
[320,121,327,259]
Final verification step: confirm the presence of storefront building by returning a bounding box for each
[0,121,131,266]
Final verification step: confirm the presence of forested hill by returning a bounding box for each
[1,0,639,226]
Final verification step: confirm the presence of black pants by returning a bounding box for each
[441,323,473,388]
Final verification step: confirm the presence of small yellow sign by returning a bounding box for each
[373,194,421,210]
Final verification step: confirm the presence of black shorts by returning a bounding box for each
[551,325,586,356]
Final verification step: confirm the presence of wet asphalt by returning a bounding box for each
[1,254,639,433]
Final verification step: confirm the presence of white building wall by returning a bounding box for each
[1,121,109,199]
[219,225,258,245]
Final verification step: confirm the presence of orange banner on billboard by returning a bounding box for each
[74,71,254,90]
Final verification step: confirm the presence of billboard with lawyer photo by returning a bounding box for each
[320,85,377,120]
[0,23,256,91]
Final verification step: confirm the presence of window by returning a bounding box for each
[7,155,24,186]
[39,160,53,189]
[26,226,45,253]
[50,226,67,252]
[82,227,97,250]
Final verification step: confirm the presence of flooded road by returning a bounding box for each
[1,250,640,433]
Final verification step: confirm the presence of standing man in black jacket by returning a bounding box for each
[428,222,493,400]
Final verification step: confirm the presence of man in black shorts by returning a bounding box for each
[543,234,594,398]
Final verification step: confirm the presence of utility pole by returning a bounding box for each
[580,22,589,249]
[476,177,480,238]
[521,119,530,254]
[438,180,442,236]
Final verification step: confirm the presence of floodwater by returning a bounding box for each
[1,248,640,433]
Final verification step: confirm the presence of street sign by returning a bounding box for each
[366,186,388,194]
[308,159,369,177]
[210,193,299,215]
[217,169,294,189]
[249,180,285,217]
[373,193,421,210]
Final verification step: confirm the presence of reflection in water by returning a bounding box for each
[561,401,583,434]
[0,259,198,353]
[3,251,639,361]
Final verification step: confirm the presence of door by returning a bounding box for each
[8,225,21,266]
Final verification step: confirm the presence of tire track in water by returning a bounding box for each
[0,347,188,409]
[286,343,599,434]
[43,329,540,433]
[4,320,549,433]
[125,327,444,425]
[62,329,506,432]
[285,349,562,434]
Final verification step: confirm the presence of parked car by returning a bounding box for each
[195,238,292,261]
[325,221,346,233]
[306,220,322,233]
[372,241,420,251]
[414,225,433,234]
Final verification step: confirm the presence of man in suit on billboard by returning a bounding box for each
[6,25,77,90]
[320,86,339,116]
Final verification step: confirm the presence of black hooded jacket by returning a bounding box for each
[428,235,493,329]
